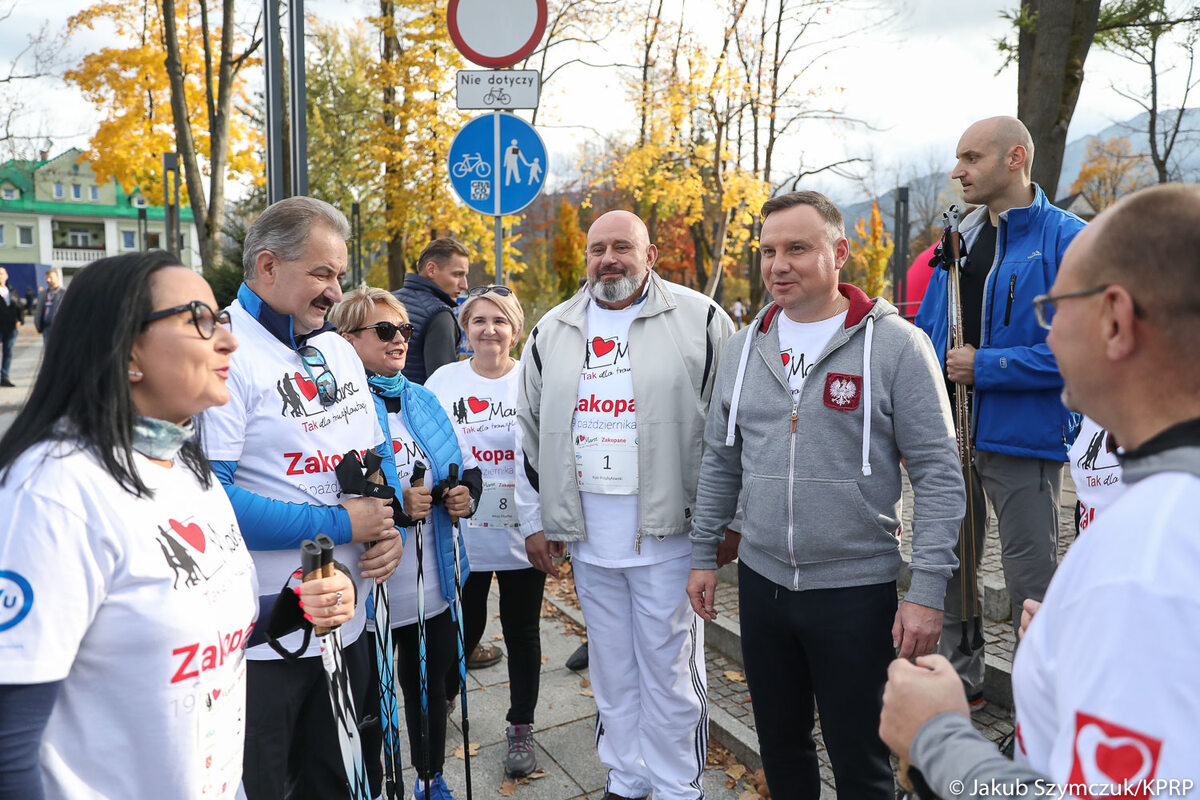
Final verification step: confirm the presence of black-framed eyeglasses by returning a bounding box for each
[346,321,414,342]
[1032,285,1114,330]
[466,285,513,298]
[143,301,232,340]
[296,345,338,406]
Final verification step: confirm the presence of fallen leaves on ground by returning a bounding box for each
[724,669,746,683]
[452,742,481,759]
[725,764,747,779]
[498,779,516,796]
[579,677,590,688]
[492,633,505,640]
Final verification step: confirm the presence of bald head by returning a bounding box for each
[586,209,657,307]
[590,210,651,249]
[967,116,1035,171]
[1087,183,1200,342]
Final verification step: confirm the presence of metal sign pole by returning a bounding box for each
[264,0,285,204]
[493,110,503,284]
[288,0,308,196]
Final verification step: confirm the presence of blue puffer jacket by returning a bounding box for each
[915,184,1085,461]
[370,377,470,607]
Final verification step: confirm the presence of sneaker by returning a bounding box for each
[601,793,648,800]
[0,378,14,387]
[467,642,502,670]
[413,773,457,800]
[504,723,537,776]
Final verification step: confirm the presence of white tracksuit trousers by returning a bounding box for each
[572,553,708,800]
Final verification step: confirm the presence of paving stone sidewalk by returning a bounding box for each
[0,323,40,433]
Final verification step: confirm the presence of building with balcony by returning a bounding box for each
[0,149,199,295]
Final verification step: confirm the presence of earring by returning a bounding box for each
[129,370,144,378]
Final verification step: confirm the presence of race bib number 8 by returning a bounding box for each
[575,438,638,495]
[468,480,518,529]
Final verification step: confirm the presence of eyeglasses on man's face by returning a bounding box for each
[143,301,232,340]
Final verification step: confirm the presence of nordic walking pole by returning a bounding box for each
[302,535,371,800]
[445,464,473,799]
[363,452,404,800]
[410,461,432,799]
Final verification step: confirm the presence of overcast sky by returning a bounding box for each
[1,0,1184,205]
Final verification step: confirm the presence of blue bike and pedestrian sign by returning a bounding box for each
[447,112,547,217]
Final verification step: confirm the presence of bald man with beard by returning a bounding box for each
[914,116,1086,703]
[516,210,734,800]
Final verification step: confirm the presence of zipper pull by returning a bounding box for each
[791,404,798,433]
[635,530,643,554]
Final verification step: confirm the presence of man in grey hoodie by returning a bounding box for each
[688,190,965,799]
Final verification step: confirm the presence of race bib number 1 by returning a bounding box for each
[575,438,638,495]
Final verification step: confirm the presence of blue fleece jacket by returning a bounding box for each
[914,184,1084,461]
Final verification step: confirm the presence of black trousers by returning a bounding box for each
[738,562,896,800]
[241,634,371,800]
[362,608,457,790]
[445,567,546,724]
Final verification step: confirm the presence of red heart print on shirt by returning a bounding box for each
[1069,711,1162,795]
[294,372,317,401]
[170,518,207,553]
[781,352,791,366]
[591,337,615,357]
[467,397,489,414]
[393,440,402,454]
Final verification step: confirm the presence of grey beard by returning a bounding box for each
[589,272,642,303]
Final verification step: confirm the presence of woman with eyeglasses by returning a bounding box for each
[424,285,544,778]
[330,286,482,800]
[0,252,355,799]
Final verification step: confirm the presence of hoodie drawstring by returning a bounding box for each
[860,316,874,476]
[725,309,766,446]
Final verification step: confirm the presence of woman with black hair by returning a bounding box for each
[0,252,354,800]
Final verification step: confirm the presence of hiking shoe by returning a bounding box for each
[505,723,537,776]
[413,773,457,800]
[601,793,648,800]
[565,641,588,671]
[467,643,502,669]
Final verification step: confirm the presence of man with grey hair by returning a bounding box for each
[202,196,404,799]
[516,210,733,800]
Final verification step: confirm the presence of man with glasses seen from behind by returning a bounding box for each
[201,196,405,799]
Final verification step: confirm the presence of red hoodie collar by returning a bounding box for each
[759,283,877,332]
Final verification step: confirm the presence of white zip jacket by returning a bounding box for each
[514,272,734,542]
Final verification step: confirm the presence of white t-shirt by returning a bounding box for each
[382,409,449,628]
[201,300,384,659]
[0,441,257,799]
[1067,415,1124,532]
[426,359,530,572]
[570,298,690,567]
[1011,470,1200,790]
[776,310,846,404]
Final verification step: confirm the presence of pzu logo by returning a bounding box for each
[0,571,34,632]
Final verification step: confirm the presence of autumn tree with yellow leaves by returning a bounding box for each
[1070,136,1154,211]
[843,201,893,299]
[65,0,261,271]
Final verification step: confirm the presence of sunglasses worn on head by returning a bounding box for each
[143,301,232,340]
[296,345,338,406]
[347,321,414,342]
[466,285,513,298]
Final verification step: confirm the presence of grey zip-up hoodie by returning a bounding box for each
[691,284,964,609]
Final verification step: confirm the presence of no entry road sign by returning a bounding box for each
[447,0,548,69]
[448,112,547,217]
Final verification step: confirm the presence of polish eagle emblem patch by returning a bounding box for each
[823,373,862,412]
